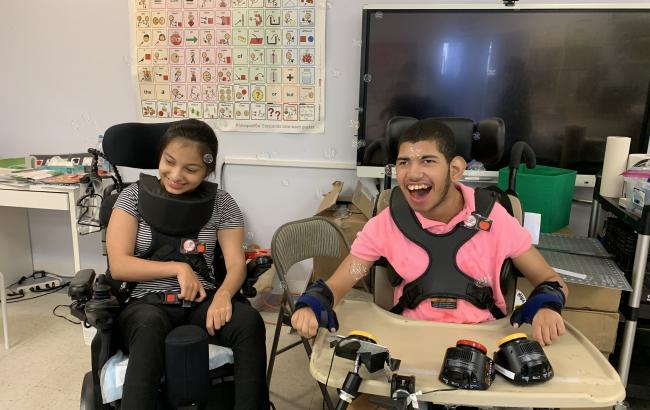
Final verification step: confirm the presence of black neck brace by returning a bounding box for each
[138,173,217,236]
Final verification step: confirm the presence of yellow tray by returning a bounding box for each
[310,300,625,408]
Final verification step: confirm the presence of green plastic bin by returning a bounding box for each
[498,165,577,233]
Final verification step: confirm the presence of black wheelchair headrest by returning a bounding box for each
[103,122,174,169]
[386,116,418,163]
[473,117,505,165]
[430,117,476,162]
[385,116,505,165]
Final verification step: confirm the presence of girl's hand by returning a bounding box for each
[206,289,233,335]
[175,262,207,303]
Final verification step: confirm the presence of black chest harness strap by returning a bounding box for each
[389,187,505,319]
[138,174,218,282]
[107,174,219,305]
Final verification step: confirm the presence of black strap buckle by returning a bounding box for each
[467,284,495,309]
[400,286,419,310]
[161,292,193,308]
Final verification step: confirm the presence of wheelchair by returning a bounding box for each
[69,121,272,410]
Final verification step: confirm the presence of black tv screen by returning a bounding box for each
[357,7,650,175]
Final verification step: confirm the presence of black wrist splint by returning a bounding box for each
[295,279,339,331]
[510,281,565,326]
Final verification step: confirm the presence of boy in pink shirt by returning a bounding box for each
[292,119,568,409]
[352,181,531,324]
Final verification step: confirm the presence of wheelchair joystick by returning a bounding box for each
[84,275,120,330]
[242,254,273,298]
[68,269,96,324]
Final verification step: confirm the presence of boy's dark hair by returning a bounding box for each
[159,119,218,174]
[398,119,458,163]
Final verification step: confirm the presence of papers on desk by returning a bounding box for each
[0,168,84,184]
[0,168,84,191]
[7,168,59,181]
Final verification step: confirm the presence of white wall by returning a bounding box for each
[1,0,616,278]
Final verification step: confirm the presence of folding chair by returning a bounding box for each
[266,216,351,410]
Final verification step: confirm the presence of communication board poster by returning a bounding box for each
[132,0,325,132]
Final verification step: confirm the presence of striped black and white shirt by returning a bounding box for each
[113,182,244,299]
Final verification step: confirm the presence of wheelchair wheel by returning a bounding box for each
[80,371,95,410]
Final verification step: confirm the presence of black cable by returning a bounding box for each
[31,282,70,293]
[419,387,457,395]
[7,285,66,303]
[325,341,338,390]
[4,270,65,290]
[53,304,81,325]
[325,335,355,389]
[6,291,25,301]
[6,275,28,288]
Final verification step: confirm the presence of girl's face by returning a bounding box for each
[158,138,208,194]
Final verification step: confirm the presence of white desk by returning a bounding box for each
[0,184,82,349]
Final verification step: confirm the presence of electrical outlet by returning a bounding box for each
[15,278,62,294]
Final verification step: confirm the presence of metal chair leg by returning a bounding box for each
[266,303,285,386]
[0,272,8,350]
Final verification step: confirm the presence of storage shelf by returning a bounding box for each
[597,195,650,235]
[591,174,650,387]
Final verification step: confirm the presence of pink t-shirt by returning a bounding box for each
[351,183,531,324]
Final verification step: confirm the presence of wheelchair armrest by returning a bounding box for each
[241,255,273,298]
[69,269,97,302]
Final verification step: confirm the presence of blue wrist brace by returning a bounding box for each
[510,281,565,326]
[295,279,339,331]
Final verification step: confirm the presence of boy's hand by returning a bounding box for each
[528,308,566,346]
[291,307,321,339]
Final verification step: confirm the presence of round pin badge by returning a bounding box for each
[464,214,477,229]
[183,239,196,253]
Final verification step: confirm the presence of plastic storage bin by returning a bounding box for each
[498,165,576,233]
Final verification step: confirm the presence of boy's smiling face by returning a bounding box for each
[396,140,465,220]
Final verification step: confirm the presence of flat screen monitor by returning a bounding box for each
[356,4,650,185]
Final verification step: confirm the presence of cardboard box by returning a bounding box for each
[563,308,620,354]
[517,279,621,312]
[313,181,369,283]
[352,179,379,220]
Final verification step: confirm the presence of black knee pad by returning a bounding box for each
[165,325,209,408]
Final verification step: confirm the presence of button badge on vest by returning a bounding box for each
[180,238,206,254]
[463,212,492,232]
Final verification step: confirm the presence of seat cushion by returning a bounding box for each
[99,345,234,404]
